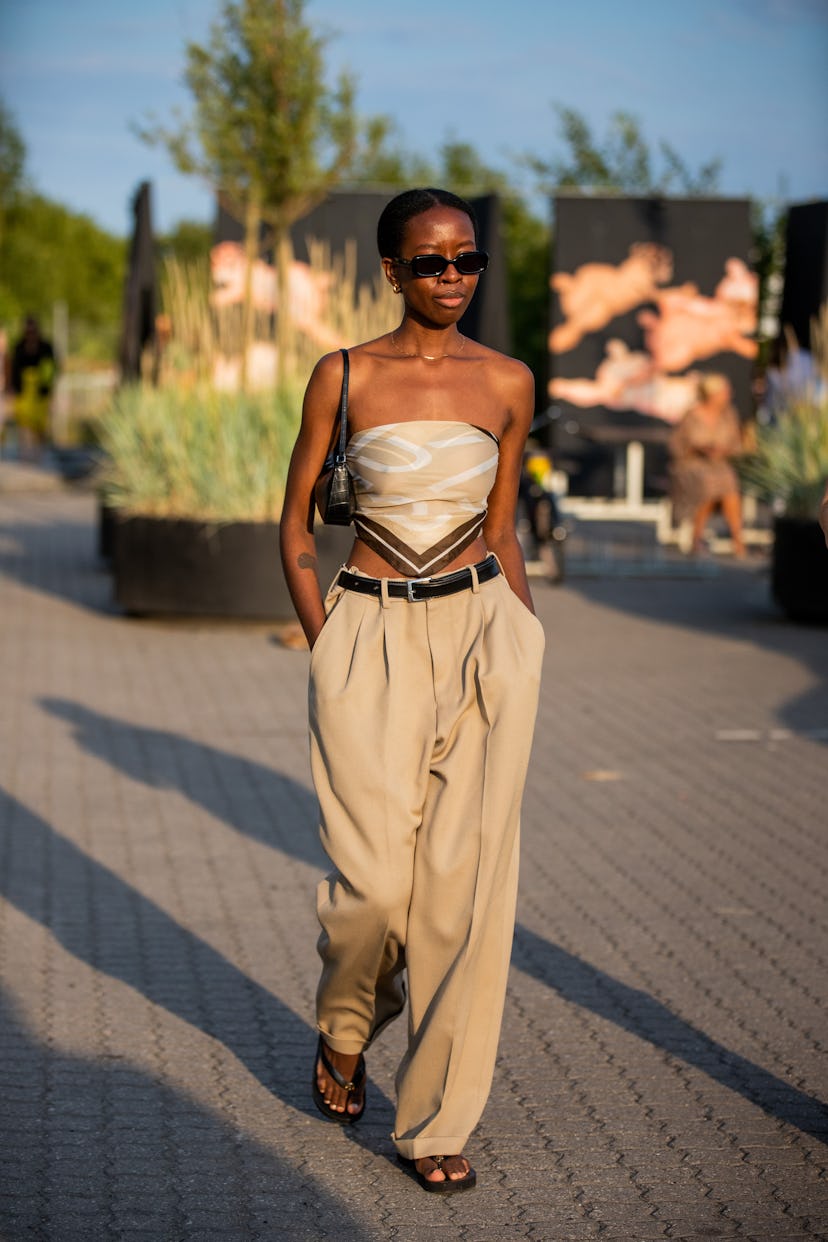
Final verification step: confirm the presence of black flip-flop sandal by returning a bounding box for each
[312,1035,366,1124]
[398,1154,477,1194]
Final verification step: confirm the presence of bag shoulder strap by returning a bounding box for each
[335,348,349,461]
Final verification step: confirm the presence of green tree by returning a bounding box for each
[750,199,787,357]
[352,135,432,191]
[139,0,386,386]
[528,105,722,196]
[0,96,125,361]
[0,193,126,359]
[158,219,214,267]
[0,98,26,253]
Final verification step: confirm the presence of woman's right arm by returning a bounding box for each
[279,352,344,648]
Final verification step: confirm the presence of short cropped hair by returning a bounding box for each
[376,188,479,258]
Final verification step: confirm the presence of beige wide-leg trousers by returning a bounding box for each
[308,564,544,1160]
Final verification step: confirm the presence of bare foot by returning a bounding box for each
[315,1040,365,1116]
[414,1154,472,1185]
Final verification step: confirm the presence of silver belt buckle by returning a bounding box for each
[406,578,417,602]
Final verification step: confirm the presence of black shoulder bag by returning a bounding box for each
[314,348,355,526]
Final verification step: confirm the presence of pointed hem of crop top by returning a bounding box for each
[346,420,500,577]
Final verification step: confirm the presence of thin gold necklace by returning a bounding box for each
[390,330,467,361]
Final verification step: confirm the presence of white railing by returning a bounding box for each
[556,439,772,550]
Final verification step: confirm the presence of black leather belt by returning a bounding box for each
[337,554,500,602]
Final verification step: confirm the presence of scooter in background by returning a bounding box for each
[517,441,569,584]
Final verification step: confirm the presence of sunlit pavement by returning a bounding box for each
[1,487,826,1242]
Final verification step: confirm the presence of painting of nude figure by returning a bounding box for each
[548,196,755,493]
[636,259,758,374]
[549,243,674,353]
[551,196,759,491]
[548,339,701,425]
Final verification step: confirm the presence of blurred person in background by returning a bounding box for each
[669,372,745,557]
[9,316,57,461]
[0,328,8,451]
[518,441,567,582]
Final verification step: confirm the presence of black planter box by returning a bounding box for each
[772,516,828,624]
[113,515,354,619]
[98,500,117,562]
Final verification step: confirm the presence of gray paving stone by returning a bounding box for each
[1,492,827,1242]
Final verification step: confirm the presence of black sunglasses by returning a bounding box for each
[393,250,489,279]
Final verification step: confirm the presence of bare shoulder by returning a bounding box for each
[304,347,349,409]
[499,353,534,404]
[310,350,350,382]
[469,341,534,426]
[471,340,532,389]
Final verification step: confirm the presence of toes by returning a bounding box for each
[413,1154,472,1185]
[316,1066,346,1111]
[416,1158,446,1183]
[317,1066,362,1114]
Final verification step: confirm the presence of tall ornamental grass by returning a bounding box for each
[99,238,397,521]
[158,257,226,385]
[742,307,828,519]
[297,239,399,375]
[743,395,828,518]
[99,383,302,522]
[157,240,398,388]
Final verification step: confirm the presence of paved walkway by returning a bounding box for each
[1,488,826,1242]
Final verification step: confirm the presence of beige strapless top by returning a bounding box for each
[347,420,500,576]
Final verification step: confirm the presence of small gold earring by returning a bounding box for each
[392,284,401,294]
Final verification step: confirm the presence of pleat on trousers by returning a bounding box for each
[308,566,544,1160]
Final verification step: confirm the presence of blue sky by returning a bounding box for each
[1,0,827,236]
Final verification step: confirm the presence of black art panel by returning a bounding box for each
[216,191,509,352]
[548,196,756,496]
[120,181,157,382]
[779,201,828,351]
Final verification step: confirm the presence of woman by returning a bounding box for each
[279,188,544,1194]
[9,316,56,461]
[669,372,746,556]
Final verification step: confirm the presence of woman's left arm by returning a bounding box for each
[482,359,536,612]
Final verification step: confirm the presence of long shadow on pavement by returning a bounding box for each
[565,569,828,740]
[39,698,327,870]
[0,503,117,615]
[24,700,828,1148]
[513,923,828,1143]
[0,984,372,1242]
[0,789,392,1132]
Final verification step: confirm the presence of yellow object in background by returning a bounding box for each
[524,450,553,489]
[14,357,55,435]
